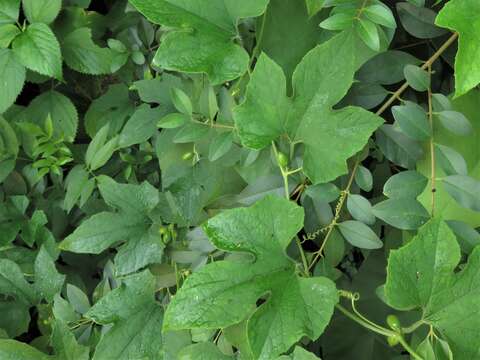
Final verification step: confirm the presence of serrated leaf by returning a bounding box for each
[164,196,338,359]
[26,90,78,142]
[0,49,25,113]
[372,198,429,230]
[383,170,428,199]
[86,271,164,360]
[22,0,61,24]
[129,0,269,84]
[88,135,118,171]
[385,218,480,360]
[337,220,382,249]
[436,0,480,97]
[62,27,116,75]
[12,23,62,79]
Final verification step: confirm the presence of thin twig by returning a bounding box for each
[306,32,459,272]
[427,63,436,216]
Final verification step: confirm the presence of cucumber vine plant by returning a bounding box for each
[0,0,479,359]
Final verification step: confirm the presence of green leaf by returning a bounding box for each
[385,218,480,360]
[62,27,117,75]
[86,271,164,360]
[22,0,61,24]
[372,198,429,230]
[0,24,20,48]
[417,90,480,227]
[337,220,382,249]
[0,339,51,359]
[0,258,37,305]
[396,2,446,39]
[436,0,480,97]
[25,90,78,142]
[170,87,192,116]
[118,105,165,148]
[279,346,321,359]
[442,175,480,212]
[12,23,62,79]
[446,220,480,255]
[0,49,25,113]
[392,101,431,141]
[34,245,65,302]
[363,4,396,29]
[164,196,338,359]
[435,144,468,176]
[0,0,20,25]
[0,116,18,159]
[88,136,118,171]
[403,64,430,91]
[356,19,380,52]
[347,194,376,225]
[66,284,90,314]
[208,131,233,162]
[305,0,324,18]
[436,110,473,136]
[383,170,428,199]
[234,32,383,184]
[51,321,89,360]
[233,53,288,149]
[178,343,231,360]
[157,113,188,129]
[129,0,269,84]
[376,124,424,169]
[320,13,354,31]
[354,165,373,192]
[63,165,90,212]
[61,176,162,274]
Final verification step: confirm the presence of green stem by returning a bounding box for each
[335,304,394,337]
[402,320,425,334]
[398,337,424,360]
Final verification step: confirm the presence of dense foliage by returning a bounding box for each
[0,0,479,359]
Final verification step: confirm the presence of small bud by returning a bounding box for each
[387,334,400,347]
[386,315,401,332]
[277,152,288,168]
[182,152,193,161]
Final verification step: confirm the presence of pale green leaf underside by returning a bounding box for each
[0,339,51,360]
[436,0,480,97]
[385,218,480,360]
[164,196,338,359]
[128,0,269,84]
